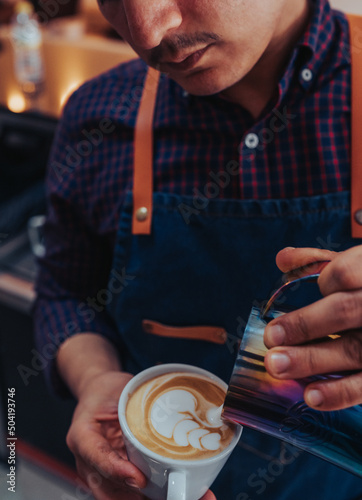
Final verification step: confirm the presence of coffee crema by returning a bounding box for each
[126,372,235,460]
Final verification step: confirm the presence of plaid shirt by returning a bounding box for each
[34,0,351,392]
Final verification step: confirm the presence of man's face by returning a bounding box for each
[98,0,294,95]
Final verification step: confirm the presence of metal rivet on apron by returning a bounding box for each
[354,209,362,225]
[135,207,149,222]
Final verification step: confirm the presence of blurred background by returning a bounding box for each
[0,0,361,499]
[0,0,135,498]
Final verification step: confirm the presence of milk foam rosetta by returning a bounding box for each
[126,372,235,460]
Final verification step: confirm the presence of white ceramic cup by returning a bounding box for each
[118,363,243,500]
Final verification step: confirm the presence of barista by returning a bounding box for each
[34,0,362,498]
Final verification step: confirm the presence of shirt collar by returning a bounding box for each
[280,0,348,96]
[299,0,331,56]
[160,0,349,124]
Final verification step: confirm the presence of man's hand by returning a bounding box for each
[66,370,217,500]
[56,331,218,500]
[201,491,217,499]
[264,246,362,411]
[66,370,148,499]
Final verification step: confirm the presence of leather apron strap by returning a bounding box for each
[133,18,362,238]
[348,14,362,238]
[132,66,160,235]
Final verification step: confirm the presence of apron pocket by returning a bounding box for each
[142,319,227,345]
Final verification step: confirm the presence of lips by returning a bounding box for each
[161,45,211,72]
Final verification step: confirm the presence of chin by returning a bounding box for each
[170,67,238,97]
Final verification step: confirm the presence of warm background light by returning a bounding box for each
[59,81,82,111]
[7,92,26,113]
[0,22,136,117]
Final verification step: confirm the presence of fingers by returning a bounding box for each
[264,331,362,379]
[267,246,362,411]
[276,246,362,295]
[75,455,146,500]
[275,247,337,273]
[200,490,217,500]
[264,290,362,347]
[67,426,147,490]
[318,246,362,295]
[304,372,362,411]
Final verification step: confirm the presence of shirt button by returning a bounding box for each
[183,90,189,98]
[244,133,259,149]
[135,207,149,222]
[354,209,362,225]
[301,68,313,82]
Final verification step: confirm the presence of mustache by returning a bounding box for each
[149,32,220,65]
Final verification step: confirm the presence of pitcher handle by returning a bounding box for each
[261,260,330,318]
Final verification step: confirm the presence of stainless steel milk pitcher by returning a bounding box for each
[223,262,362,477]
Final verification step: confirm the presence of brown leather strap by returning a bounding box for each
[142,319,228,345]
[349,14,362,238]
[132,67,161,234]
[134,23,362,236]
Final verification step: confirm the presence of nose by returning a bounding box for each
[123,0,182,50]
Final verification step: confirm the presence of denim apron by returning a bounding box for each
[106,16,362,499]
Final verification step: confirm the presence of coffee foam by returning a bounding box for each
[126,372,235,460]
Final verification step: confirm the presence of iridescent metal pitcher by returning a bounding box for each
[223,262,362,477]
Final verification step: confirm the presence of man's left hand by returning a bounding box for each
[264,246,362,411]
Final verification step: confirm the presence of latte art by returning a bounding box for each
[126,372,235,460]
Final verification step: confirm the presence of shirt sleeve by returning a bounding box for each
[33,93,120,398]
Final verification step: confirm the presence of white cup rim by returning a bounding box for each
[118,363,242,467]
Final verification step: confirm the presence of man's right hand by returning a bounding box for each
[66,370,148,499]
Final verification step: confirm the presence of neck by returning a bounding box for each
[220,0,311,119]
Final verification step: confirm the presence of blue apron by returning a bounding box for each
[107,189,362,499]
[106,49,362,500]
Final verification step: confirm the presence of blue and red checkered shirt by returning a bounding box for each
[34,0,351,392]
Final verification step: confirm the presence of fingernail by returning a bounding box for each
[265,324,285,346]
[306,389,324,407]
[125,478,140,489]
[269,352,290,374]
